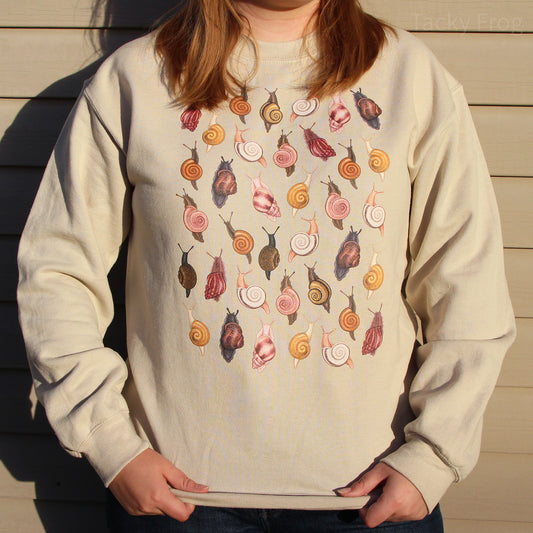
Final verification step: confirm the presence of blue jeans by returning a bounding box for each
[105,490,444,532]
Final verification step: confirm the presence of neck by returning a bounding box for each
[234,0,320,42]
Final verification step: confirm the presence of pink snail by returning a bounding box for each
[328,95,351,133]
[248,173,281,221]
[252,318,276,372]
[321,176,351,230]
[234,125,267,167]
[273,130,298,171]
[176,189,209,242]
[276,270,300,325]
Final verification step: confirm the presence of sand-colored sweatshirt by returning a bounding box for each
[17,26,516,513]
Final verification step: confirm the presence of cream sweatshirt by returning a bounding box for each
[17,26,516,513]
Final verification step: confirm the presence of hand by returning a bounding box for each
[108,448,209,522]
[335,462,429,528]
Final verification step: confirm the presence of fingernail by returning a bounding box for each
[333,487,350,495]
[195,483,209,491]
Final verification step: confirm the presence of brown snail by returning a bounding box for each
[177,243,197,297]
[219,211,254,264]
[220,308,244,362]
[289,318,316,368]
[211,157,237,208]
[334,226,361,281]
[339,286,360,341]
[352,88,382,130]
[305,262,331,313]
[260,88,283,132]
[338,139,361,190]
[180,141,203,190]
[258,225,280,280]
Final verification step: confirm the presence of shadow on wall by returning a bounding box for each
[0,1,179,531]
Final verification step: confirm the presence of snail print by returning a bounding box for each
[290,97,320,122]
[328,94,351,133]
[338,139,361,190]
[234,125,267,167]
[205,248,226,301]
[180,104,201,132]
[287,169,314,216]
[339,286,360,341]
[219,211,254,264]
[202,113,225,152]
[248,172,281,221]
[211,157,237,208]
[252,318,276,372]
[363,248,384,298]
[321,175,351,230]
[321,327,353,368]
[273,130,298,177]
[352,88,382,130]
[300,123,336,161]
[276,269,300,325]
[220,308,244,363]
[289,317,316,368]
[305,261,331,313]
[362,184,385,236]
[177,243,197,297]
[236,266,270,313]
[362,304,383,356]
[258,225,280,280]
[176,189,209,242]
[229,84,251,124]
[288,212,319,262]
[260,88,283,132]
[183,303,210,356]
[362,136,389,181]
[180,142,203,190]
[334,226,361,281]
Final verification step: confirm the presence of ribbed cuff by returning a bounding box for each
[79,411,151,486]
[380,439,457,513]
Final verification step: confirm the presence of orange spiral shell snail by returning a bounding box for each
[183,304,210,356]
[180,141,203,190]
[219,212,254,264]
[339,286,359,341]
[230,96,251,118]
[289,318,316,367]
[363,248,384,297]
[338,139,361,190]
[362,137,389,180]
[202,114,225,151]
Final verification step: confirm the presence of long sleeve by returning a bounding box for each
[17,85,150,486]
[381,83,517,512]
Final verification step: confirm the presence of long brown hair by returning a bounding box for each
[154,0,397,110]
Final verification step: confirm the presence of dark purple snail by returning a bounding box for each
[220,308,244,362]
[177,243,197,297]
[351,88,382,130]
[334,226,362,281]
[211,156,237,208]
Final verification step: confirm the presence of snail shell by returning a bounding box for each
[213,169,237,196]
[259,246,280,273]
[221,322,244,350]
[325,192,350,220]
[289,232,319,258]
[180,159,203,182]
[273,143,298,168]
[202,122,225,146]
[322,343,351,367]
[290,97,320,121]
[328,95,351,133]
[238,285,266,309]
[236,141,264,163]
[338,157,361,180]
[230,96,251,116]
[363,264,384,291]
[260,102,283,125]
[287,182,309,210]
[336,240,360,270]
[339,307,360,332]
[308,279,331,305]
[180,105,201,132]
[362,203,386,229]
[252,321,276,371]
[233,229,254,255]
[369,149,390,173]
[178,263,197,291]
[276,286,300,316]
[190,319,210,347]
[183,205,209,233]
[289,332,311,360]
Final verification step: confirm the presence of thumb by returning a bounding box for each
[335,464,389,497]
[163,464,209,493]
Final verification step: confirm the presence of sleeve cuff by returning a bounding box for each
[79,411,151,486]
[381,439,457,513]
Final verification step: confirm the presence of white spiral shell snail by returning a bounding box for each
[362,184,385,236]
[290,97,320,122]
[288,212,319,262]
[234,125,267,167]
[236,266,270,313]
[321,327,353,368]
[328,95,351,133]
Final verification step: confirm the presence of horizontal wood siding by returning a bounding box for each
[1,1,531,531]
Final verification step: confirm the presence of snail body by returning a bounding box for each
[305,262,331,312]
[260,88,283,132]
[339,286,360,341]
[211,157,237,208]
[334,226,361,281]
[300,123,336,161]
[338,139,361,190]
[202,114,225,151]
[328,95,351,132]
[362,185,385,236]
[289,318,316,368]
[321,176,350,230]
[183,304,209,356]
[287,169,313,216]
[276,270,300,325]
[321,327,353,368]
[273,130,298,176]
[236,266,270,313]
[362,137,389,181]
[252,318,276,371]
[352,88,382,130]
[258,226,280,280]
[219,211,254,264]
[290,97,320,122]
[363,249,384,298]
[229,85,251,124]
[180,141,202,190]
[176,189,208,242]
[177,243,197,297]
[205,248,226,301]
[234,126,267,167]
[220,308,244,362]
[180,105,201,132]
[248,173,281,221]
[288,212,319,262]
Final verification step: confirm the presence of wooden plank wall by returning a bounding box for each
[1,1,532,531]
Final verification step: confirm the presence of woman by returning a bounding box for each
[17,0,516,531]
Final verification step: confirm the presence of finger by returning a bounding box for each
[358,490,395,528]
[163,464,209,493]
[335,463,389,497]
[156,488,197,522]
